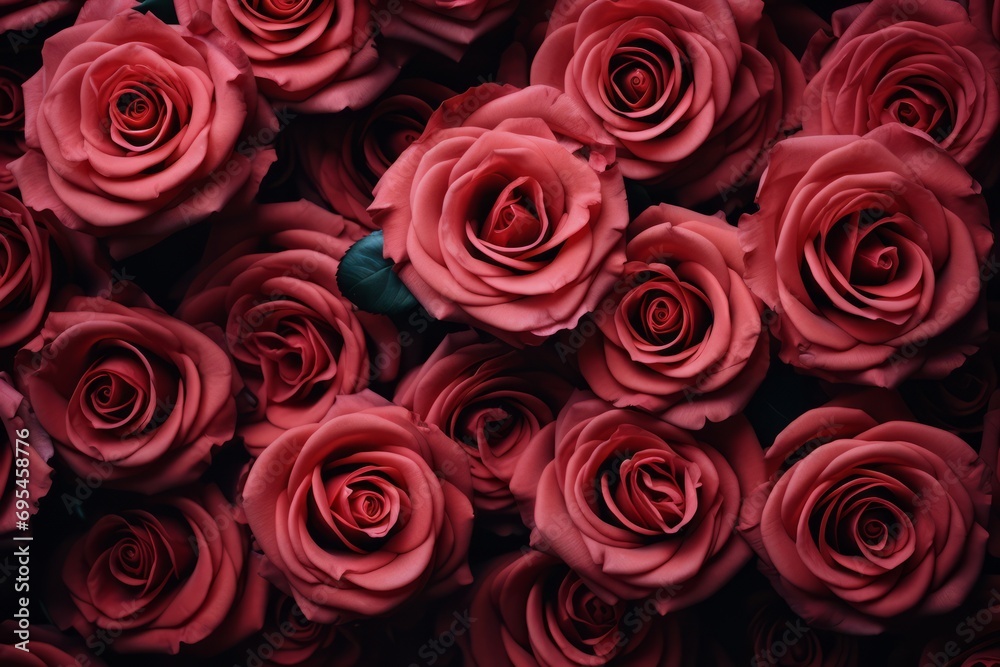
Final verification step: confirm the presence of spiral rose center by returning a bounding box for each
[624,274,713,351]
[598,447,701,535]
[0,217,30,285]
[309,464,410,553]
[105,75,181,153]
[480,188,543,249]
[883,79,954,142]
[607,38,680,114]
[456,402,518,454]
[553,573,625,659]
[813,477,913,563]
[0,76,24,129]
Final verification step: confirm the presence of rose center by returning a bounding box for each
[480,192,542,248]
[607,38,678,114]
[598,447,700,535]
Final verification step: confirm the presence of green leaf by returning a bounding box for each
[135,0,178,24]
[337,230,419,315]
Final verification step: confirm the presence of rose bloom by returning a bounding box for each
[463,549,702,667]
[745,591,859,667]
[242,391,474,623]
[738,124,993,387]
[374,83,629,345]
[970,0,1000,42]
[0,373,53,534]
[174,0,404,112]
[49,484,269,655]
[578,203,769,428]
[0,66,26,193]
[15,296,237,493]
[376,0,520,61]
[530,0,805,204]
[510,391,765,612]
[8,9,277,257]
[801,0,1000,175]
[177,200,396,454]
[1,622,107,666]
[394,330,575,523]
[295,79,456,228]
[738,391,991,634]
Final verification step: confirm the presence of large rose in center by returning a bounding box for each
[373,83,628,346]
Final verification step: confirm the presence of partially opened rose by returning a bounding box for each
[49,484,269,655]
[16,296,237,493]
[374,83,629,345]
[739,124,993,386]
[463,549,700,666]
[394,330,575,523]
[530,0,805,204]
[174,0,404,112]
[511,391,766,612]
[242,391,474,623]
[579,203,769,428]
[738,391,991,634]
[802,0,1000,174]
[177,201,396,454]
[8,9,277,257]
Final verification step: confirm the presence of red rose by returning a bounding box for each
[801,0,1000,175]
[8,10,277,257]
[242,391,474,623]
[49,484,269,655]
[578,203,769,428]
[510,391,766,612]
[374,83,629,345]
[738,391,991,634]
[0,373,53,534]
[295,79,456,229]
[16,296,237,493]
[530,0,805,204]
[177,201,397,454]
[463,549,701,666]
[0,66,26,193]
[394,330,574,523]
[739,124,994,386]
[174,0,405,112]
[1,622,108,666]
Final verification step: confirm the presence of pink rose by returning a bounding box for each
[530,0,805,204]
[8,10,277,257]
[0,66,26,193]
[0,373,53,534]
[578,203,769,428]
[801,0,1000,175]
[177,201,397,454]
[295,79,456,228]
[16,296,237,493]
[49,484,269,655]
[739,124,994,386]
[377,0,520,61]
[242,391,474,623]
[738,391,991,634]
[463,549,700,666]
[1,622,107,666]
[174,0,405,112]
[394,330,574,523]
[374,83,629,345]
[510,391,766,612]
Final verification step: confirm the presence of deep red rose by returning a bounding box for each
[0,373,53,534]
[739,124,993,386]
[295,79,456,229]
[177,200,397,454]
[530,0,805,204]
[374,83,629,345]
[242,391,474,623]
[578,203,769,428]
[511,390,766,613]
[738,391,991,634]
[49,484,269,655]
[8,10,277,257]
[174,0,405,112]
[16,296,237,493]
[394,330,574,524]
[801,0,1000,176]
[463,549,703,666]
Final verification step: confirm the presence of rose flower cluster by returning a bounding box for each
[0,0,999,664]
